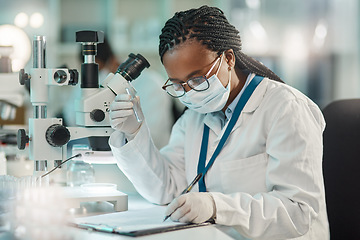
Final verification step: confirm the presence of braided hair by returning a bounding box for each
[159,5,283,82]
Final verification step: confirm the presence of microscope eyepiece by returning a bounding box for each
[116,53,136,74]
[117,53,150,82]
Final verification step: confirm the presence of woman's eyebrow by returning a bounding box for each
[169,69,203,82]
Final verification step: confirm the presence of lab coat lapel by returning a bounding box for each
[203,113,223,137]
[230,79,268,134]
[204,79,268,143]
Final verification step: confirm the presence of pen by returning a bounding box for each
[163,173,203,222]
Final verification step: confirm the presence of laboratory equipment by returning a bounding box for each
[17,30,150,179]
[67,160,95,187]
[71,144,116,164]
[15,30,149,213]
[0,175,43,238]
[17,34,79,178]
[14,186,71,240]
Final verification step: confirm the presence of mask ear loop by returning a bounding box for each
[225,52,232,89]
[214,52,225,76]
[226,66,232,90]
[205,52,224,79]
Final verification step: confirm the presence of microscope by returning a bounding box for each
[17,30,150,182]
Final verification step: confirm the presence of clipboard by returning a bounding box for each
[70,220,214,237]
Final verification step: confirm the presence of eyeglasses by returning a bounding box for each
[162,53,224,98]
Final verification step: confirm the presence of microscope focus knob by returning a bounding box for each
[46,124,71,147]
[90,109,105,122]
[17,129,29,150]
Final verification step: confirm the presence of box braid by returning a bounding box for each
[159,5,283,82]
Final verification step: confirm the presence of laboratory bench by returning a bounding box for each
[67,193,242,240]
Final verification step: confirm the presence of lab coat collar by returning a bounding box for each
[228,77,268,133]
[242,77,268,113]
[203,77,269,140]
[203,111,225,137]
[224,73,254,120]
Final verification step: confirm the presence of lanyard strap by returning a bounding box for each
[197,75,264,192]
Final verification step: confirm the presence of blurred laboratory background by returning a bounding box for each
[0,0,359,192]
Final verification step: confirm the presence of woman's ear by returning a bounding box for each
[224,49,236,68]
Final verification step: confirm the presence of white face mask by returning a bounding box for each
[179,68,231,114]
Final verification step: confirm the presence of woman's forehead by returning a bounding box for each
[162,41,217,79]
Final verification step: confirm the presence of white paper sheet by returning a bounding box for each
[73,205,187,232]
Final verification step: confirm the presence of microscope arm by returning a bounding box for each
[67,126,113,141]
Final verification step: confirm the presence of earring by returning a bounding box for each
[228,66,232,71]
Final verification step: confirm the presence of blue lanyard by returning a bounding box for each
[197,75,264,192]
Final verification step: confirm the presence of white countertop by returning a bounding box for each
[69,193,242,240]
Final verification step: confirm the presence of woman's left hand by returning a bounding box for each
[165,192,216,223]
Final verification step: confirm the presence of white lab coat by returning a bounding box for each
[109,77,329,240]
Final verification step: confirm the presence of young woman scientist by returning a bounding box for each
[109,5,329,239]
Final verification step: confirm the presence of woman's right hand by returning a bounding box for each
[109,94,144,138]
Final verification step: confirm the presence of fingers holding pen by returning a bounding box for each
[165,194,191,223]
[164,192,216,224]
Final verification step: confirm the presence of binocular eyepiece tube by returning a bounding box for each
[116,53,150,82]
